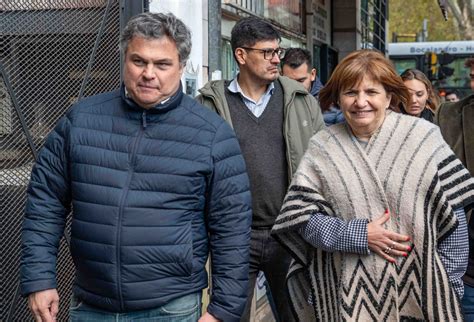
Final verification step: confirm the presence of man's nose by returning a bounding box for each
[270,53,280,64]
[142,64,155,78]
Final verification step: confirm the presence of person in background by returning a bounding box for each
[20,12,252,322]
[272,50,473,321]
[436,56,474,322]
[400,68,439,122]
[281,47,344,126]
[445,90,460,102]
[197,17,325,322]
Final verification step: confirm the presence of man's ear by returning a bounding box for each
[310,68,317,82]
[235,48,246,65]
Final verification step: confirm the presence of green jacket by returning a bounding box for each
[435,93,474,175]
[435,93,474,285]
[196,76,326,179]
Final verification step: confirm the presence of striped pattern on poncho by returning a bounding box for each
[272,111,474,321]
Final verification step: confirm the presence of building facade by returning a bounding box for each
[150,0,388,87]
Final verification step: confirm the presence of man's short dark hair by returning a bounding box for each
[465,58,474,68]
[230,17,280,56]
[281,48,312,71]
[121,12,192,66]
[445,90,459,97]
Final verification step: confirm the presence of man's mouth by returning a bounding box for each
[139,85,157,91]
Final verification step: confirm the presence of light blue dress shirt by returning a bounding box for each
[228,76,275,118]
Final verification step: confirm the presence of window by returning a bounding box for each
[440,57,472,89]
[221,39,239,80]
[361,0,387,52]
[391,58,417,75]
[264,0,304,33]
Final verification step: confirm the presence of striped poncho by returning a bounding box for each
[272,111,474,321]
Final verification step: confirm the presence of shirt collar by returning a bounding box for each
[228,74,275,103]
[121,83,182,114]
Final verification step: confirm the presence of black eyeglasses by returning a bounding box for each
[240,47,286,60]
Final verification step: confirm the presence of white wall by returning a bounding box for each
[148,0,207,95]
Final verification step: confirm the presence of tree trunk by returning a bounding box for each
[446,0,473,40]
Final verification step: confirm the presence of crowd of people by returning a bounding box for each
[19,12,474,322]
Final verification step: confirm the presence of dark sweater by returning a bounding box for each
[225,82,288,228]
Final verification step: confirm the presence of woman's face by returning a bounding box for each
[404,79,429,117]
[339,76,392,140]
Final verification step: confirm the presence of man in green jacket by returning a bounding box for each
[196,17,325,322]
[435,57,474,322]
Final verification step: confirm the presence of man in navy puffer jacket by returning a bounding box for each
[20,12,252,322]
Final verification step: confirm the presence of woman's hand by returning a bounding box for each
[367,209,412,262]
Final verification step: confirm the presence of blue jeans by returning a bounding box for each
[69,292,201,322]
[464,284,474,322]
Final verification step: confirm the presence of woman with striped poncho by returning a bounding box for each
[271,50,474,321]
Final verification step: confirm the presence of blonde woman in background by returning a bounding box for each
[401,68,439,122]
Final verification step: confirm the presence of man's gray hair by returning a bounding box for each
[120,12,192,66]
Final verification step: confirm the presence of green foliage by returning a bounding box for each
[389,0,461,42]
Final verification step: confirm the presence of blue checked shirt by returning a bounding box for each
[300,208,468,298]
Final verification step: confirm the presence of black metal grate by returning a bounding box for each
[0,1,122,320]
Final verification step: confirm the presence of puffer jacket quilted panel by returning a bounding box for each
[21,87,252,321]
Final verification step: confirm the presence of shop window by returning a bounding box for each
[361,0,387,52]
[221,39,239,80]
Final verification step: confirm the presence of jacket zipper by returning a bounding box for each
[115,111,146,310]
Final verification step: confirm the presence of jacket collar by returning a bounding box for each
[400,105,434,122]
[199,76,311,115]
[121,83,184,114]
[310,77,324,97]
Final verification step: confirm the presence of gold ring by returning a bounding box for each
[384,247,392,254]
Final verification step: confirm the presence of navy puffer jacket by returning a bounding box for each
[21,86,252,322]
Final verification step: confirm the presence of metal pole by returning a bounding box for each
[78,0,113,100]
[0,63,38,160]
[208,0,222,77]
[422,18,428,41]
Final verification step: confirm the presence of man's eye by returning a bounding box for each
[264,49,274,55]
[156,63,170,69]
[133,59,145,66]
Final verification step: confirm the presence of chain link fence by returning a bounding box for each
[1,1,125,320]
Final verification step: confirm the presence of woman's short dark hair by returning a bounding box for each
[319,50,409,112]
